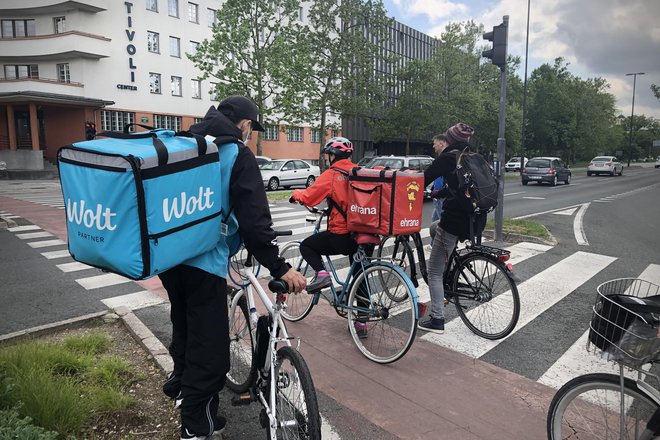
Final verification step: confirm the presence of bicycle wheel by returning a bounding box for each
[268,346,321,440]
[452,254,520,340]
[377,235,416,283]
[279,241,315,322]
[548,373,660,440]
[347,264,417,364]
[226,291,257,393]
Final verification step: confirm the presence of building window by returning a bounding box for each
[4,64,39,79]
[188,3,199,23]
[264,124,279,141]
[53,17,66,34]
[153,114,181,131]
[168,0,179,17]
[331,129,339,138]
[149,72,161,93]
[207,9,216,27]
[298,7,304,21]
[194,117,203,124]
[288,127,303,142]
[189,40,199,55]
[101,111,136,132]
[209,82,218,101]
[1,19,36,38]
[147,31,160,53]
[171,76,182,96]
[146,0,158,12]
[169,36,180,57]
[310,128,321,143]
[191,79,201,99]
[56,63,70,83]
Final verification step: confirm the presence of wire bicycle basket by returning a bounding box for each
[588,278,660,368]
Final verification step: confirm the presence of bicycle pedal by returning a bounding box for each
[231,392,256,407]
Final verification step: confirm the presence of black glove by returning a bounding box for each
[289,196,297,204]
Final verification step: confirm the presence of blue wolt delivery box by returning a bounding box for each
[58,129,223,280]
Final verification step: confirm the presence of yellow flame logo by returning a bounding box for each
[406,181,420,211]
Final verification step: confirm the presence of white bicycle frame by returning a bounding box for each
[229,268,299,439]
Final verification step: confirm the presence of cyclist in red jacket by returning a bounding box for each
[290,137,357,293]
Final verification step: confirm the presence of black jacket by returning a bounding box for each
[190,107,289,278]
[424,142,482,240]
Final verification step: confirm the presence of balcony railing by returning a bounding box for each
[0,77,83,88]
[0,31,111,60]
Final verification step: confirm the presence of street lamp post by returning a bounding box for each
[625,72,644,167]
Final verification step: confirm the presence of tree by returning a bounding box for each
[187,0,308,155]
[372,59,437,154]
[652,84,660,101]
[298,0,393,167]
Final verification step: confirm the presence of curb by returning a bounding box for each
[0,215,18,229]
[0,307,173,375]
[482,227,557,247]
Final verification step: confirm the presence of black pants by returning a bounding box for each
[299,230,358,272]
[159,265,229,436]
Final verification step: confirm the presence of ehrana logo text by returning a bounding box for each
[350,204,376,215]
[67,199,117,231]
[399,218,420,227]
[163,186,215,222]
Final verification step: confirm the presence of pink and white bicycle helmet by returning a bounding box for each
[322,136,353,156]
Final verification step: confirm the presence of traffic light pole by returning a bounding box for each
[494,60,508,242]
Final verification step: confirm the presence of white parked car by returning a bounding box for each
[255,156,271,167]
[505,157,528,172]
[655,156,660,168]
[259,159,320,191]
[587,156,623,176]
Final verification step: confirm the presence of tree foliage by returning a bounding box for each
[187,0,308,155]
[298,0,393,167]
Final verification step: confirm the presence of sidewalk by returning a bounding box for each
[0,195,554,439]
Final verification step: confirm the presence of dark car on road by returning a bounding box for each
[521,157,571,186]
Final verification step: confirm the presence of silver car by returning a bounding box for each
[587,156,623,176]
[521,157,571,186]
[260,159,320,191]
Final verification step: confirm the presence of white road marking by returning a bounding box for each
[573,203,590,246]
[102,290,165,311]
[514,204,584,220]
[553,207,578,216]
[269,206,295,212]
[3,215,20,218]
[56,261,93,272]
[16,231,53,239]
[504,192,525,197]
[8,225,40,232]
[522,196,545,200]
[76,273,131,290]
[27,239,66,248]
[421,251,617,358]
[41,249,71,259]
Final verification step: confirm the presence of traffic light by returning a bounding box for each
[482,18,508,68]
[85,121,96,140]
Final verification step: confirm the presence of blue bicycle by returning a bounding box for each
[278,206,420,364]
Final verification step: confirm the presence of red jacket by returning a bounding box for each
[292,159,355,235]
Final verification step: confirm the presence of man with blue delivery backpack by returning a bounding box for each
[158,96,307,440]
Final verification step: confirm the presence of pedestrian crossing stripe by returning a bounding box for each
[8,225,40,232]
[56,261,93,272]
[102,290,165,311]
[41,249,71,259]
[16,231,53,239]
[27,239,66,248]
[422,251,617,358]
[76,273,131,290]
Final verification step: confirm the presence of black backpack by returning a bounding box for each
[452,148,499,213]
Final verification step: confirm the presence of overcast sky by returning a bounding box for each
[383,0,660,120]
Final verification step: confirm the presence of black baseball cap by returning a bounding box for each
[217,96,265,132]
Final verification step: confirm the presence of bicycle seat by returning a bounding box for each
[268,279,289,294]
[355,233,380,245]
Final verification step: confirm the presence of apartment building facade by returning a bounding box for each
[0,0,331,169]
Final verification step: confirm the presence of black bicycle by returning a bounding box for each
[377,231,520,339]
